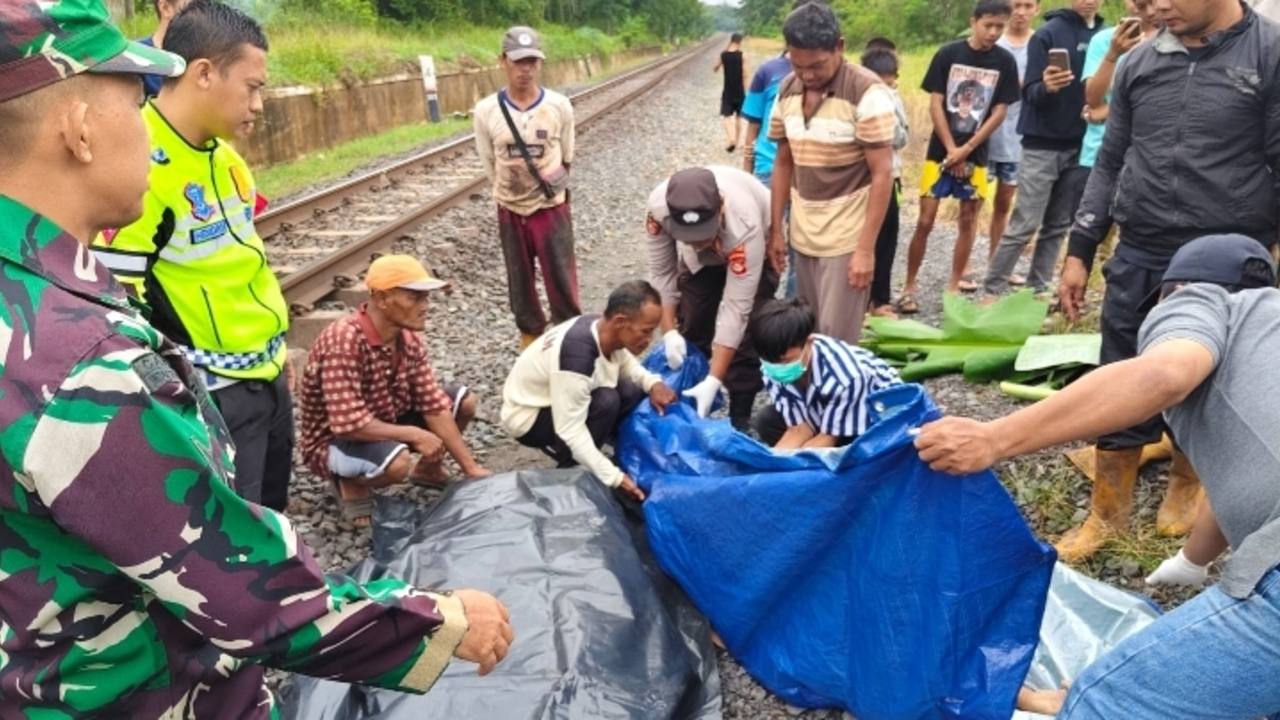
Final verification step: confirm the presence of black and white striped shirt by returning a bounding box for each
[765,334,901,439]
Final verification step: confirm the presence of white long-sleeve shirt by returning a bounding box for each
[500,315,660,487]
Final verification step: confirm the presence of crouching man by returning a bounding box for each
[501,280,678,501]
[917,235,1280,719]
[750,298,901,448]
[298,255,490,526]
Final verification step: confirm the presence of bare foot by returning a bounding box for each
[1017,686,1068,715]
[410,458,449,487]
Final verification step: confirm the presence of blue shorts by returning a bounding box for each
[920,161,990,202]
[990,161,1019,186]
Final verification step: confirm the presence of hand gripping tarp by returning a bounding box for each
[618,347,1057,719]
[278,471,721,720]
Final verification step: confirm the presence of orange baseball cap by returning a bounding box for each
[365,255,449,292]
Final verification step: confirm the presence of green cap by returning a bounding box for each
[0,0,186,104]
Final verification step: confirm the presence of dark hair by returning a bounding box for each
[604,280,661,319]
[974,0,1013,19]
[783,2,841,51]
[751,298,816,362]
[730,32,744,43]
[163,0,268,70]
[861,48,898,77]
[864,36,897,53]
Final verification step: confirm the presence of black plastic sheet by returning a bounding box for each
[278,469,721,720]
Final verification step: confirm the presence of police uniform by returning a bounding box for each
[92,101,293,511]
[645,166,778,425]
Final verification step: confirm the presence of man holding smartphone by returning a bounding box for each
[983,0,1104,295]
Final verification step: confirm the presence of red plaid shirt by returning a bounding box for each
[298,305,451,477]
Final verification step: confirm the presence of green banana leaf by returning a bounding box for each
[1014,333,1102,372]
[862,291,1049,382]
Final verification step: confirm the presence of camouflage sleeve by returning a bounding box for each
[20,326,468,693]
[90,189,169,301]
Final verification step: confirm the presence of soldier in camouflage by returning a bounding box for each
[0,1,513,717]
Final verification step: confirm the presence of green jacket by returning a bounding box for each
[92,101,289,382]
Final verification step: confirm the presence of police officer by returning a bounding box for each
[92,0,293,511]
[0,2,511,716]
[645,166,778,429]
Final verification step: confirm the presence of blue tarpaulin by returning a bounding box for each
[618,347,1056,719]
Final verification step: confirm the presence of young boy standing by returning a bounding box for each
[898,0,1020,312]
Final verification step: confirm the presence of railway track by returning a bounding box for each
[262,41,714,326]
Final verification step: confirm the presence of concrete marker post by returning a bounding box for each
[419,55,441,123]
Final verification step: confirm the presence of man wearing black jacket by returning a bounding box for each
[984,0,1103,294]
[1055,0,1280,563]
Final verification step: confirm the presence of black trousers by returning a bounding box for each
[678,262,780,427]
[212,373,294,511]
[517,380,645,467]
[1097,252,1166,450]
[870,180,900,307]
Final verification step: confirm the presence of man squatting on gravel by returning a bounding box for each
[501,281,679,503]
[297,255,493,527]
[0,0,513,717]
[917,235,1280,719]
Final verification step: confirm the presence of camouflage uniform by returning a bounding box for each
[0,197,467,716]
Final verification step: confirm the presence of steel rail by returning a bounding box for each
[277,40,713,310]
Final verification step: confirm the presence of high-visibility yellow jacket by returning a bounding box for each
[93,101,288,383]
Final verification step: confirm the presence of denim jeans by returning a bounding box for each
[983,147,1089,293]
[1060,567,1280,719]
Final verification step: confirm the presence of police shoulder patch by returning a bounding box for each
[727,245,748,276]
[646,213,662,237]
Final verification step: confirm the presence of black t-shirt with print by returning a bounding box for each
[922,39,1021,166]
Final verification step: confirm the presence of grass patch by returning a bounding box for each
[254,118,469,199]
[117,11,656,88]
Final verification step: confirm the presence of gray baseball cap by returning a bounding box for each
[502,26,545,61]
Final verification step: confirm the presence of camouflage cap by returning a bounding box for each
[0,0,186,104]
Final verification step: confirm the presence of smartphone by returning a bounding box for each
[1048,48,1071,72]
[1119,16,1142,38]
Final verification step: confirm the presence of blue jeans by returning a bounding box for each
[1061,567,1280,720]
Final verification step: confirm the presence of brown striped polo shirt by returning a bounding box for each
[768,60,897,257]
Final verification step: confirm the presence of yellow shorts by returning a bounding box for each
[919,160,991,202]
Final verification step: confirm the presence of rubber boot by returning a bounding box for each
[1156,449,1204,537]
[1065,435,1172,483]
[1055,446,1141,564]
[728,392,755,432]
[519,332,538,350]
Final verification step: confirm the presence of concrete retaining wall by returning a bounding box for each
[242,45,663,167]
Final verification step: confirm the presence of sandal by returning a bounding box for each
[894,292,920,315]
[331,478,373,528]
[868,303,899,320]
[1009,273,1027,286]
[957,276,980,293]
